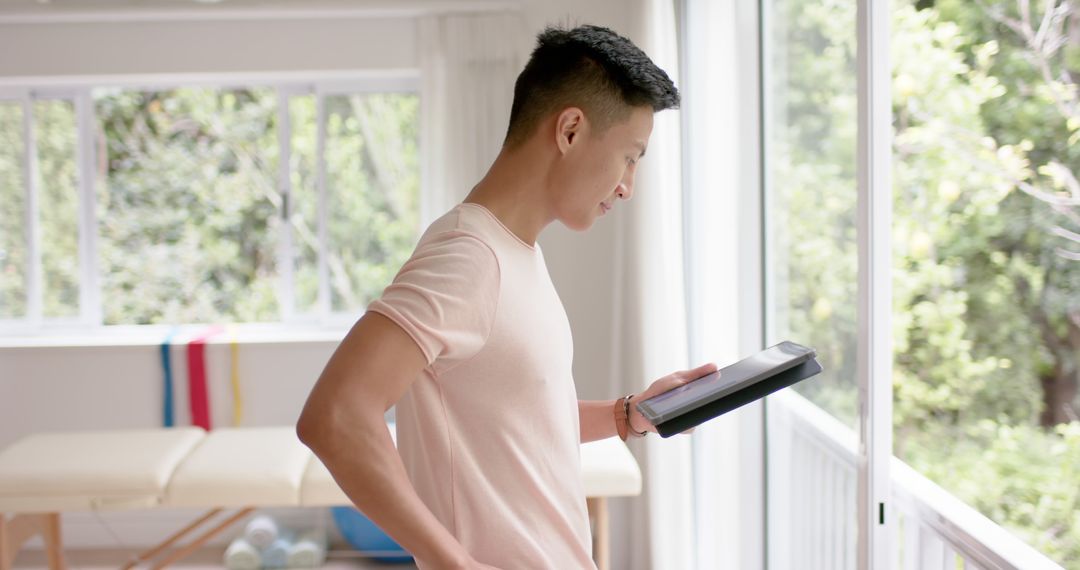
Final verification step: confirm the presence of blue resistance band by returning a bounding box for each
[160,328,179,427]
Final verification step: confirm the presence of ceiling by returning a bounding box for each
[0,0,517,17]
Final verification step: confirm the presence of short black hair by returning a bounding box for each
[504,24,680,148]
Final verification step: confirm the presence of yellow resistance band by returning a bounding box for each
[229,326,243,426]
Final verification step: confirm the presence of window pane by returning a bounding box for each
[324,93,419,315]
[95,88,281,324]
[36,100,80,319]
[0,102,25,319]
[288,94,319,315]
[764,0,858,567]
[891,1,1080,564]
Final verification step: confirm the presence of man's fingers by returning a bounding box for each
[643,362,721,400]
[681,362,718,381]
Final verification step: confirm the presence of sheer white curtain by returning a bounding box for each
[417,10,527,226]
[681,0,765,568]
[608,1,694,569]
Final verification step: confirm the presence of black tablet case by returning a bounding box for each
[651,357,823,438]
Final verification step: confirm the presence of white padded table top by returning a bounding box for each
[301,426,643,505]
[165,427,310,508]
[580,437,642,497]
[0,425,642,514]
[0,427,205,513]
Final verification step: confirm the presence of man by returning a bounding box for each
[297,24,717,569]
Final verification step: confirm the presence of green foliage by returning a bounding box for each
[324,94,419,312]
[95,87,283,324]
[0,87,418,325]
[906,421,1080,564]
[891,0,1080,563]
[774,0,1080,565]
[36,101,81,319]
[0,104,26,319]
[768,0,859,427]
[891,2,1043,441]
[90,88,418,324]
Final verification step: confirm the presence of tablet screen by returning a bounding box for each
[642,342,812,418]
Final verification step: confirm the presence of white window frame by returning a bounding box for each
[0,70,420,334]
[855,0,894,566]
[681,0,893,567]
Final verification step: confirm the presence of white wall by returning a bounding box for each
[0,18,416,77]
[1,334,342,448]
[0,0,640,554]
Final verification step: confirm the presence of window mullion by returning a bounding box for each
[276,85,296,322]
[315,87,330,321]
[23,94,42,327]
[75,89,101,326]
[856,0,894,566]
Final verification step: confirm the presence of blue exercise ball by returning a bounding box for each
[331,506,413,563]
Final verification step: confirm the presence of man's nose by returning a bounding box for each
[616,175,634,201]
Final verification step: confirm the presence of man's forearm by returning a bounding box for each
[578,398,652,443]
[578,399,620,443]
[300,414,470,568]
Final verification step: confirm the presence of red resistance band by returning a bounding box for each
[186,326,223,430]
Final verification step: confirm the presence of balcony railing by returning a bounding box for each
[767,389,1064,570]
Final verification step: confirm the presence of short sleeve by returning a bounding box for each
[367,231,501,372]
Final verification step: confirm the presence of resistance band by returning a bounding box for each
[228,325,243,427]
[160,327,180,427]
[187,326,223,430]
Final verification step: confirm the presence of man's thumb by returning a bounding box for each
[685,362,718,380]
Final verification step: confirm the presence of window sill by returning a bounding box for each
[0,323,351,349]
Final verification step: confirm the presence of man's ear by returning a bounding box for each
[555,107,585,156]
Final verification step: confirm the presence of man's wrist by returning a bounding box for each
[626,395,650,436]
[614,395,647,440]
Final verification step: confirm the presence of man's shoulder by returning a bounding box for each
[416,204,501,254]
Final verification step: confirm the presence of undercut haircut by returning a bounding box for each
[504,24,680,148]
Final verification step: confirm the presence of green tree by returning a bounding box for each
[0,104,26,319]
[935,0,1080,427]
[772,0,1080,564]
[92,88,418,324]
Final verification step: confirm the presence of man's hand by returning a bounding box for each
[628,362,719,435]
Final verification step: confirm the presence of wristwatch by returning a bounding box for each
[614,394,648,441]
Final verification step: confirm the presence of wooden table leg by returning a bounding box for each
[0,514,12,570]
[586,497,609,570]
[0,514,66,570]
[123,508,223,570]
[149,507,254,570]
[41,514,66,570]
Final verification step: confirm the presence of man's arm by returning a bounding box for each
[296,312,479,569]
[578,362,719,443]
[578,399,649,443]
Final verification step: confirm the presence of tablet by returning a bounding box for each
[636,341,820,436]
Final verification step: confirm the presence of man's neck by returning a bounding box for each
[463,143,556,247]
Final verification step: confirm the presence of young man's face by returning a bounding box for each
[551,105,653,231]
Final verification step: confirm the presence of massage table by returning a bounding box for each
[0,426,640,570]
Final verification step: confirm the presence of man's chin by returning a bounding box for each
[560,213,598,232]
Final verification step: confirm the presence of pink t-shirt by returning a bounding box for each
[367,203,594,569]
